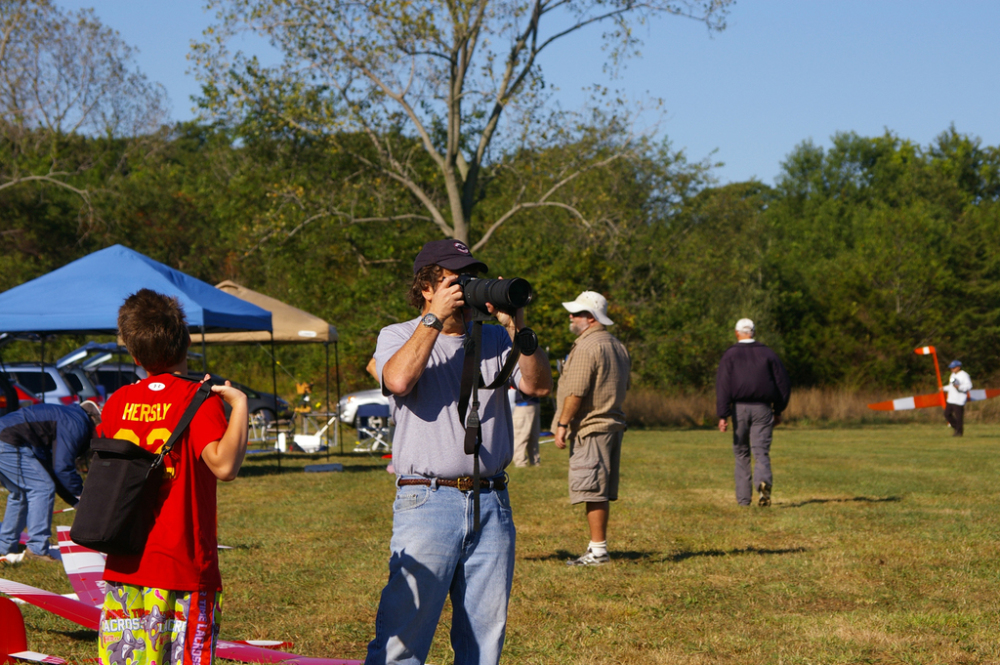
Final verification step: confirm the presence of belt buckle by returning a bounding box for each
[455,476,473,491]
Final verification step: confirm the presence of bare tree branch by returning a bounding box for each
[195,0,733,248]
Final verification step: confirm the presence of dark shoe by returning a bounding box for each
[757,482,772,507]
[567,548,610,566]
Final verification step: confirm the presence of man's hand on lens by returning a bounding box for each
[487,276,526,334]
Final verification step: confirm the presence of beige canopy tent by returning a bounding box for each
[202,281,337,344]
[199,281,341,455]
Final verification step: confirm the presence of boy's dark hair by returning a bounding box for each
[407,264,443,309]
[118,289,190,374]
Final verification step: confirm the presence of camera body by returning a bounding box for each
[456,275,533,318]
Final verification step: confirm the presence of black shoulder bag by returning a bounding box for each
[70,382,213,555]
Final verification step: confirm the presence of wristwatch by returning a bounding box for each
[515,327,539,356]
[421,313,443,331]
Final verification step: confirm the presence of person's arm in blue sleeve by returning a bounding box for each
[51,415,89,504]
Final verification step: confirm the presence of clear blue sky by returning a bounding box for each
[58,1,1000,186]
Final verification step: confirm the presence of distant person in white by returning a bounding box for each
[943,360,972,437]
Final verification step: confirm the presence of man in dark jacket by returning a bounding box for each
[716,319,791,507]
[0,402,99,562]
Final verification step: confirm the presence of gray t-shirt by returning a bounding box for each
[375,318,521,478]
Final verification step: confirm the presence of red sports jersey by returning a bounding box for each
[97,373,229,592]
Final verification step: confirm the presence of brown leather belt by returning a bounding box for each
[398,476,505,492]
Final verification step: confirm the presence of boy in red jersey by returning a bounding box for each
[96,289,248,665]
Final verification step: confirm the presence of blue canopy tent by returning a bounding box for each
[0,246,287,466]
[0,245,272,335]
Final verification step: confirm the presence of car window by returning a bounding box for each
[8,371,58,394]
[95,369,139,392]
[64,373,84,392]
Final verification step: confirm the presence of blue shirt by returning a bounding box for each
[0,404,93,503]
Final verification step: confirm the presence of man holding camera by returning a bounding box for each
[365,239,551,665]
[553,291,631,567]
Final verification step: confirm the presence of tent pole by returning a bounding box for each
[271,331,280,474]
[325,342,330,461]
[201,327,208,373]
[40,335,46,404]
[335,340,342,455]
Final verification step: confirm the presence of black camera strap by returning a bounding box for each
[458,321,485,530]
[458,321,525,530]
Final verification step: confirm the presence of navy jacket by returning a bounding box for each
[0,404,93,505]
[715,341,791,419]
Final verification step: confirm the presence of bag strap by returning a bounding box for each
[150,382,213,470]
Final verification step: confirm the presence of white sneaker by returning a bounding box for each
[567,548,610,566]
[1,551,26,565]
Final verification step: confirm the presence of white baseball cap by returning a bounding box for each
[735,318,755,335]
[562,291,614,326]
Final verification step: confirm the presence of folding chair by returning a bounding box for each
[353,403,392,453]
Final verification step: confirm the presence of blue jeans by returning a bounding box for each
[365,477,516,665]
[0,441,56,556]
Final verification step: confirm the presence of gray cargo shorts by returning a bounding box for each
[568,430,623,504]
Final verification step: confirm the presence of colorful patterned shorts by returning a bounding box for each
[98,582,221,665]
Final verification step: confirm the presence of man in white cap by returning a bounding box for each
[716,318,790,507]
[943,360,972,436]
[553,291,630,566]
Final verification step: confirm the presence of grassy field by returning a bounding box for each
[5,423,1000,664]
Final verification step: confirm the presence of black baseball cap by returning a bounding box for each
[413,239,488,275]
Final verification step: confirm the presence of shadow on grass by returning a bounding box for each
[524,547,807,564]
[664,545,807,562]
[522,549,683,563]
[780,495,902,508]
[522,549,657,563]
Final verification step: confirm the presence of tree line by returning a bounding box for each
[4,119,1000,394]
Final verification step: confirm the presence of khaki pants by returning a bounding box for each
[512,403,540,466]
[568,430,623,504]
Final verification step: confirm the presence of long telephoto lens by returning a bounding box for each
[457,276,533,314]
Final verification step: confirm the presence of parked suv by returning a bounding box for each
[186,373,292,425]
[3,363,81,405]
[60,365,103,405]
[86,362,148,400]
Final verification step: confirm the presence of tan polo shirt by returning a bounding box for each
[553,323,631,439]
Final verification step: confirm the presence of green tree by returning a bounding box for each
[767,129,1000,389]
[193,0,733,249]
[0,0,166,218]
